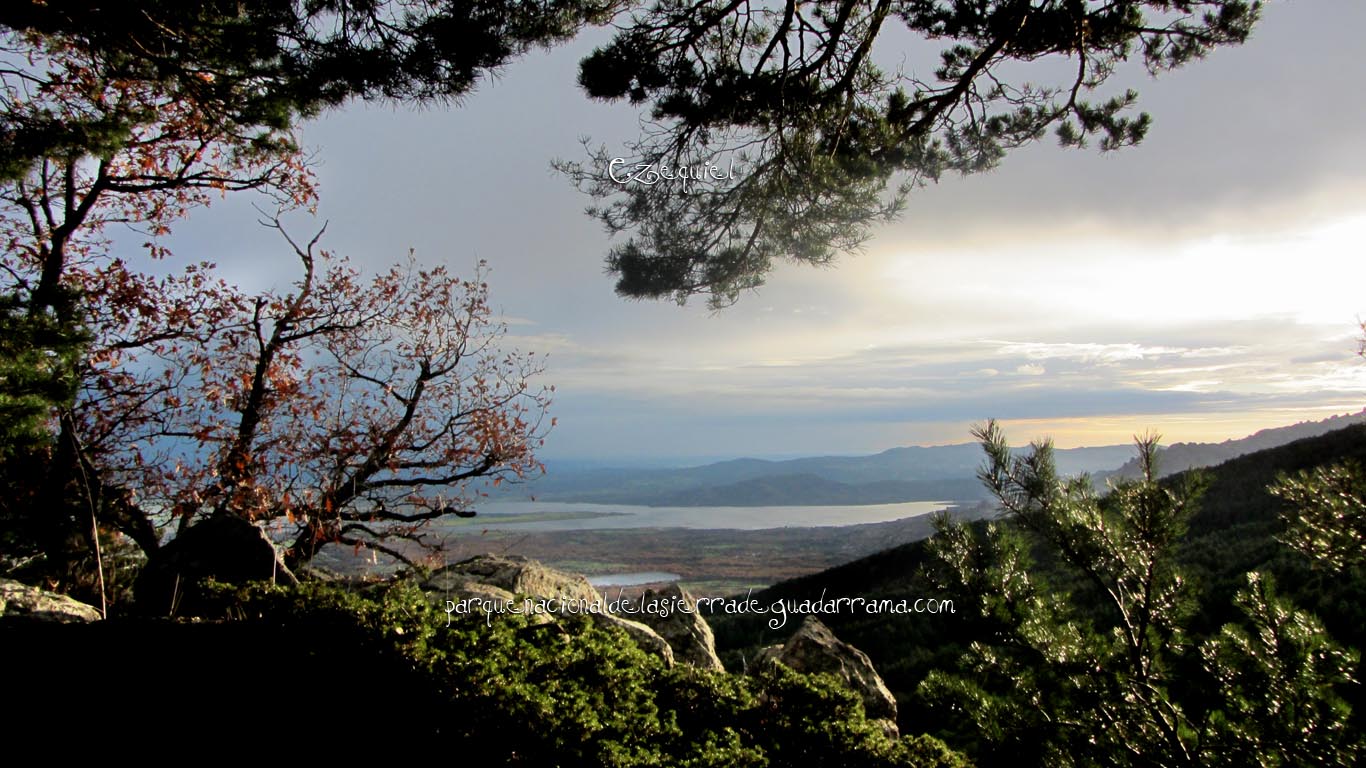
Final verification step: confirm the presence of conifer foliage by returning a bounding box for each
[921,420,1360,767]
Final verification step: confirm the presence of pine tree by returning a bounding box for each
[921,420,1361,767]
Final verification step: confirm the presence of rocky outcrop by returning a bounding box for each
[427,554,602,606]
[596,614,676,664]
[424,554,675,665]
[0,578,103,623]
[624,583,725,671]
[134,515,297,616]
[425,571,521,612]
[752,615,898,733]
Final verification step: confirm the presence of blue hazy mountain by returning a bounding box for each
[495,412,1366,507]
[500,442,1137,506]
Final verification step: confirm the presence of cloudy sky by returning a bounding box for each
[159,0,1366,464]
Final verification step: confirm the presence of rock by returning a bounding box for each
[598,614,676,664]
[134,515,297,616]
[424,567,542,623]
[425,571,520,605]
[425,554,675,665]
[750,643,783,671]
[428,554,601,606]
[623,583,725,671]
[752,615,899,733]
[0,578,103,623]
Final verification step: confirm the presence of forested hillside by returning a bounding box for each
[710,423,1366,765]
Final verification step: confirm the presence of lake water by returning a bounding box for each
[445,500,951,533]
[587,571,682,587]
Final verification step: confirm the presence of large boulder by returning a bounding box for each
[621,583,725,671]
[427,554,601,606]
[134,515,297,616]
[753,615,898,733]
[425,571,522,613]
[0,578,103,623]
[425,554,675,665]
[595,613,676,665]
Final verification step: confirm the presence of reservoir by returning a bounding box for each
[587,572,682,587]
[438,499,951,533]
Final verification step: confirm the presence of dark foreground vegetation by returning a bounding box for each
[5,580,967,766]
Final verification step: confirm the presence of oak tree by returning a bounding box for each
[0,15,554,598]
[125,227,553,571]
[0,29,315,595]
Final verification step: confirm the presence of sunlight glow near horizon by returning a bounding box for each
[715,211,1366,456]
[874,213,1366,332]
[990,405,1366,450]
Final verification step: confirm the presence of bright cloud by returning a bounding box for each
[139,1,1366,460]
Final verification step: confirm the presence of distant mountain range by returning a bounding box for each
[508,411,1366,507]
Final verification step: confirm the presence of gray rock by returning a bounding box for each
[428,554,601,607]
[0,578,103,623]
[134,514,296,616]
[426,554,675,665]
[424,568,548,624]
[624,583,725,671]
[752,615,899,733]
[750,643,783,671]
[598,613,676,664]
[425,571,520,605]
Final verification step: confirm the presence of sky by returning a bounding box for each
[155,0,1366,464]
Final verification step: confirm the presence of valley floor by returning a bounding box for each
[317,503,987,596]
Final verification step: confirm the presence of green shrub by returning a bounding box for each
[216,579,969,767]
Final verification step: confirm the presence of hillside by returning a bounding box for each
[707,422,1366,757]
[1101,409,1366,482]
[640,473,989,506]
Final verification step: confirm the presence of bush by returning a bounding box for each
[216,579,969,767]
